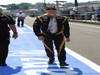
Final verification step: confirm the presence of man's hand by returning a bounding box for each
[38,36,45,41]
[65,37,70,42]
[9,25,18,39]
[12,32,18,39]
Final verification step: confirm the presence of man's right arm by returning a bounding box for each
[33,17,44,41]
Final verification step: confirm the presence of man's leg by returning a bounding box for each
[44,37,55,64]
[54,34,69,66]
[17,19,20,27]
[21,19,24,27]
[0,39,10,66]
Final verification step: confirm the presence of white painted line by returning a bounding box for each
[25,24,33,31]
[9,50,46,56]
[65,48,100,73]
[25,24,100,73]
[22,62,58,68]
[21,58,48,62]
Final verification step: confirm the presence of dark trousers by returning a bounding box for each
[97,15,100,21]
[0,39,10,64]
[17,19,24,27]
[44,34,66,63]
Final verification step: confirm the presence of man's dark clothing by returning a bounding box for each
[17,18,24,27]
[44,34,66,63]
[33,14,70,64]
[97,15,100,21]
[0,15,15,65]
[0,39,10,65]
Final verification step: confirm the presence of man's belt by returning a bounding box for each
[41,31,63,36]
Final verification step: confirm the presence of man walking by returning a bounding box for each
[0,8,18,66]
[16,11,26,27]
[33,6,70,67]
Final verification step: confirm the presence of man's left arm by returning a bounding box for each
[7,15,18,39]
[9,25,18,39]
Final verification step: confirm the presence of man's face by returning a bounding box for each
[46,8,57,16]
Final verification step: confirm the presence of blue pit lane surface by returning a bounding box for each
[0,25,100,75]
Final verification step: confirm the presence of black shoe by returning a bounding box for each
[60,62,69,67]
[0,63,7,66]
[48,59,54,64]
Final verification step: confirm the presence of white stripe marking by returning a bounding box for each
[25,24,33,31]
[65,48,100,73]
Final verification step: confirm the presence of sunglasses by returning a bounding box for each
[46,8,56,10]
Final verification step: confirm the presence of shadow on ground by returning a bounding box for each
[0,66,22,75]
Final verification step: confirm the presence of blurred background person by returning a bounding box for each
[16,11,26,27]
